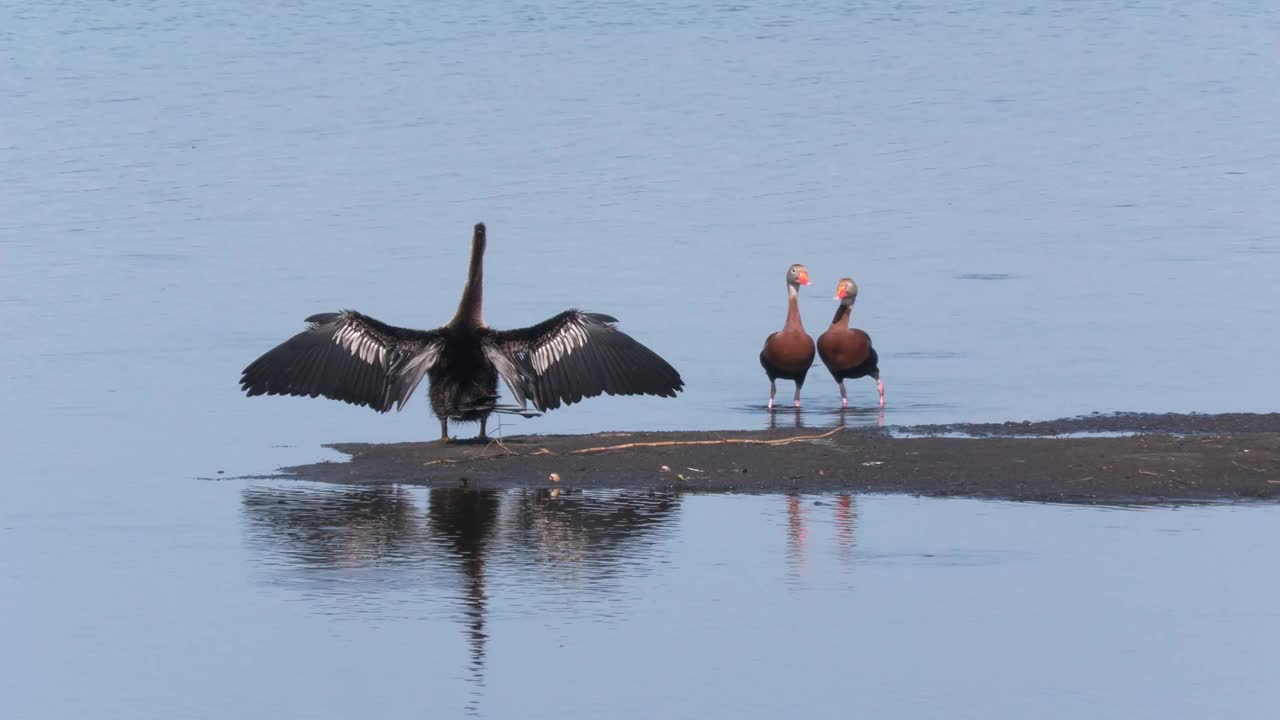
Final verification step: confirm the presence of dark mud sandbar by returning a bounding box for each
[271,413,1280,504]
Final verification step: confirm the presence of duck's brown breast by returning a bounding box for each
[763,328,816,373]
[817,328,872,371]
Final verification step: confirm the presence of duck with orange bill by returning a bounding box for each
[816,277,884,407]
[759,264,817,409]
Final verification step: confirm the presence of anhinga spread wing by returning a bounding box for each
[484,310,684,412]
[240,311,443,412]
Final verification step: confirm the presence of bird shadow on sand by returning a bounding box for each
[442,436,501,447]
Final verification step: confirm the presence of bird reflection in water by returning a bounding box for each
[785,493,859,582]
[769,406,805,430]
[239,485,428,567]
[425,489,499,714]
[241,484,680,715]
[835,405,886,429]
[767,405,884,432]
[835,493,857,564]
[786,493,808,580]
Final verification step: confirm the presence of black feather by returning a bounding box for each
[487,310,684,412]
[240,310,442,413]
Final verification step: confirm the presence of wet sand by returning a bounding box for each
[269,413,1280,504]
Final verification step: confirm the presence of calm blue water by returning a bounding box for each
[3,1,1279,718]
[6,487,1280,719]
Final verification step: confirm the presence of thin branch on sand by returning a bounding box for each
[567,427,844,456]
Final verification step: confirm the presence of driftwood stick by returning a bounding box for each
[567,427,844,456]
[422,427,844,465]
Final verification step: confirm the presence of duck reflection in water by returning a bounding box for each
[766,406,885,432]
[241,484,680,713]
[769,406,805,431]
[834,405,886,430]
[785,492,859,581]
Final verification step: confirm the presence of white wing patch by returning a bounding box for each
[333,322,390,367]
[532,321,590,373]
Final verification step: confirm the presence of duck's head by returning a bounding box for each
[833,278,859,305]
[786,264,811,288]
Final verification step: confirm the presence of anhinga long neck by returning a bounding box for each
[830,302,852,328]
[784,284,804,332]
[450,224,486,328]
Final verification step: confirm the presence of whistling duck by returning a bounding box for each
[817,278,884,407]
[241,223,684,441]
[759,264,816,409]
